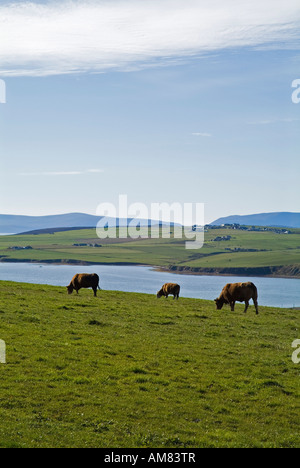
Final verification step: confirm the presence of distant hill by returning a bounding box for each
[0,213,102,234]
[0,213,176,235]
[211,212,300,229]
[2,211,299,234]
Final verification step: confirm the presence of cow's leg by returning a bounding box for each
[230,301,235,311]
[74,281,79,294]
[244,301,249,313]
[93,287,97,297]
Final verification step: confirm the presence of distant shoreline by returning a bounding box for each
[154,267,300,280]
[154,265,300,280]
[0,258,299,279]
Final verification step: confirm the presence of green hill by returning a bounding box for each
[0,281,299,448]
[0,226,300,277]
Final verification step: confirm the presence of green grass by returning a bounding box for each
[0,281,299,448]
[0,227,300,276]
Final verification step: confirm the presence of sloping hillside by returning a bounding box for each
[0,213,162,234]
[211,212,300,228]
[0,281,298,448]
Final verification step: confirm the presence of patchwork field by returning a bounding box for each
[0,226,300,277]
[0,281,299,448]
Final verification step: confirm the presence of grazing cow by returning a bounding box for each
[215,282,259,314]
[67,273,101,297]
[157,283,180,300]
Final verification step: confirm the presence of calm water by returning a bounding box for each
[0,262,299,308]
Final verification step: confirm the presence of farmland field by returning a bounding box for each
[0,226,300,277]
[0,281,299,448]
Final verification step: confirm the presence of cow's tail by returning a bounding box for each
[250,282,258,299]
[98,284,102,291]
[250,283,259,314]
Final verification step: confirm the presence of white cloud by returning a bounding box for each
[0,0,299,77]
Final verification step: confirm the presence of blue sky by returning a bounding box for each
[0,0,299,223]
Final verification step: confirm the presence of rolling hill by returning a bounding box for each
[211,212,300,229]
[1,211,300,235]
[0,213,102,234]
[0,213,168,235]
[0,226,299,278]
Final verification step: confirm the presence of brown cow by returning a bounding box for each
[67,273,101,297]
[157,283,180,300]
[215,282,259,314]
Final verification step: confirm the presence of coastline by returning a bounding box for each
[0,257,299,279]
[154,265,300,280]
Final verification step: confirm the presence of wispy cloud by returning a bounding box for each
[192,132,212,137]
[0,0,299,77]
[86,169,104,174]
[19,169,103,176]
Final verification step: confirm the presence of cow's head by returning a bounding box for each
[214,297,224,310]
[157,289,164,299]
[66,284,74,295]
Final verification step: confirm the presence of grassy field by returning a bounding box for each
[0,227,300,277]
[0,281,299,448]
